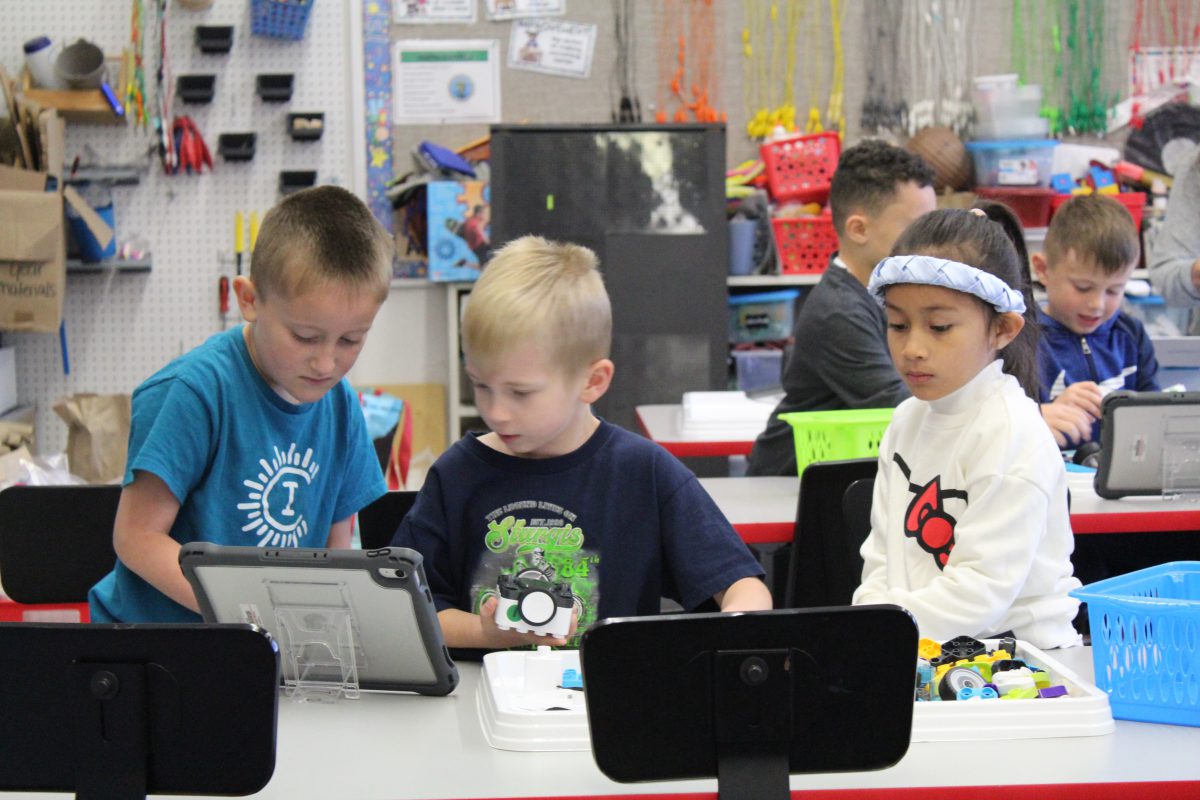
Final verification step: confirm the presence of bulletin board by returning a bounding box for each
[1,0,355,455]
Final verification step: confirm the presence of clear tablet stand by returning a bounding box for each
[265,580,364,703]
[1161,426,1200,502]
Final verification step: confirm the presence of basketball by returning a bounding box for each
[907,126,972,191]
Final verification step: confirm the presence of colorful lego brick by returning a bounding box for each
[1089,166,1119,195]
[1050,173,1075,194]
[918,638,942,661]
[1038,685,1069,699]
[561,668,583,689]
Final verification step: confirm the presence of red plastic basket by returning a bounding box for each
[1050,192,1147,231]
[760,132,841,204]
[0,599,89,622]
[973,187,1056,228]
[772,215,838,274]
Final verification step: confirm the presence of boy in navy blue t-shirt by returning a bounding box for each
[392,236,771,650]
[89,186,391,622]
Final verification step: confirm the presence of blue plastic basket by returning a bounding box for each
[1071,561,1200,726]
[251,0,314,40]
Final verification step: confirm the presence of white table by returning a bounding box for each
[13,647,1200,800]
[635,403,761,458]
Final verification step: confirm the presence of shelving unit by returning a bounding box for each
[446,282,479,445]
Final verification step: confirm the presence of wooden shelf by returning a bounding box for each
[66,258,151,274]
[20,62,125,125]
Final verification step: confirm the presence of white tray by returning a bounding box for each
[912,639,1113,742]
[477,640,1114,751]
[477,650,589,752]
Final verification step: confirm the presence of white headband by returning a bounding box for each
[868,255,1027,315]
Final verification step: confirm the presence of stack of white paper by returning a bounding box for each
[680,391,776,436]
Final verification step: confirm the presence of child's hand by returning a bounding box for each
[477,596,577,649]
[1054,381,1103,419]
[1040,401,1093,448]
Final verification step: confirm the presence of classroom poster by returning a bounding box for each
[506,19,596,80]
[394,0,477,24]
[427,181,491,282]
[393,40,501,124]
[485,0,566,21]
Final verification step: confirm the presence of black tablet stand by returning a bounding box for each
[0,623,279,800]
[581,605,919,800]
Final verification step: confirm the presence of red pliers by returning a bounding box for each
[171,115,213,175]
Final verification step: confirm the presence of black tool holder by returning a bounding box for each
[194,25,234,53]
[256,73,294,102]
[176,74,216,104]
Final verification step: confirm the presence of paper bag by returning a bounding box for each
[53,393,130,483]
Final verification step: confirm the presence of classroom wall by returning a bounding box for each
[353,0,1138,408]
[2,0,1144,457]
[1,0,357,455]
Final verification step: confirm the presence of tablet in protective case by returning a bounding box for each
[180,543,457,695]
[1095,390,1200,499]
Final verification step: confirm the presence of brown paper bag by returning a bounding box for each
[53,393,130,483]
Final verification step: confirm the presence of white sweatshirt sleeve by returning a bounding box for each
[865,471,1050,642]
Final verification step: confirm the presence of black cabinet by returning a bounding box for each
[490,124,728,433]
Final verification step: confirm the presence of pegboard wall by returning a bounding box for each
[0,0,354,455]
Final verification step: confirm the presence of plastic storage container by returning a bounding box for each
[772,214,837,274]
[973,80,1048,140]
[973,187,1056,228]
[1050,191,1147,231]
[966,139,1058,188]
[778,407,894,478]
[251,0,315,40]
[728,289,801,344]
[731,349,784,393]
[760,132,840,204]
[1070,562,1200,726]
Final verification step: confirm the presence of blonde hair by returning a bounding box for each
[462,236,611,374]
[251,185,393,303]
[1043,194,1140,275]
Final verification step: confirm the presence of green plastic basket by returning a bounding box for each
[778,408,894,477]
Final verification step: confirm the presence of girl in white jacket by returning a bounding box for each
[852,209,1081,650]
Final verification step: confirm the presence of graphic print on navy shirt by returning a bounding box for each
[893,453,968,570]
[469,498,600,644]
[238,442,321,547]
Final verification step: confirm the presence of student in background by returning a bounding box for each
[391,236,771,651]
[853,209,1081,650]
[1148,151,1200,309]
[747,140,937,476]
[89,186,392,623]
[1033,194,1161,448]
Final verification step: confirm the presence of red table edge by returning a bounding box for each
[732,512,1200,546]
[1070,510,1200,534]
[458,779,1199,800]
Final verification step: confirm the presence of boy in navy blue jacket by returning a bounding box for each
[391,236,770,650]
[1033,194,1160,448]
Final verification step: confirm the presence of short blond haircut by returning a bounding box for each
[251,185,393,303]
[1043,194,1140,275]
[462,236,611,374]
